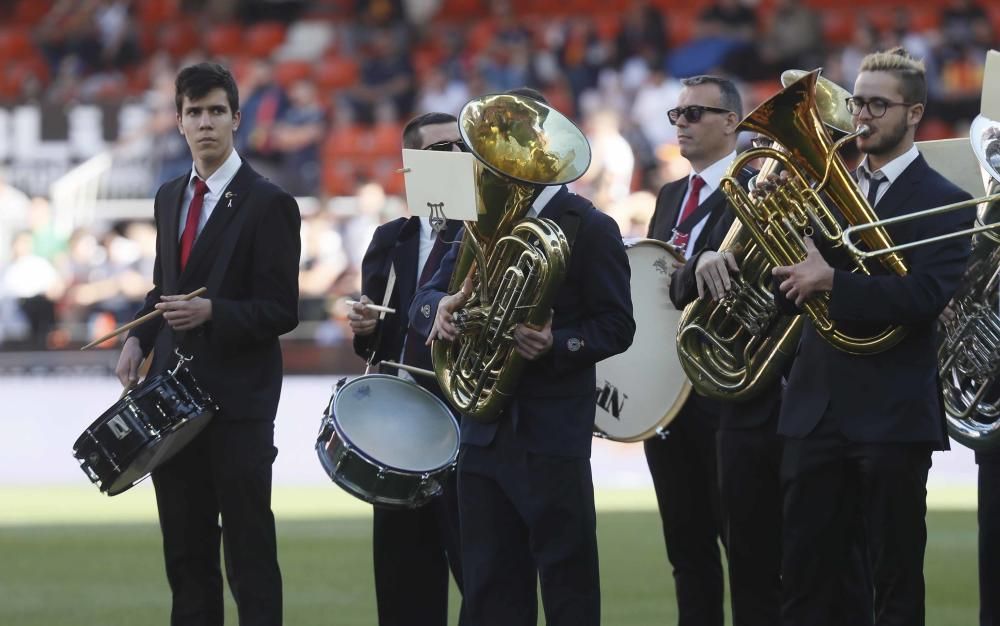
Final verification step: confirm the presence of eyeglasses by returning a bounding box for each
[845,96,917,118]
[667,105,731,125]
[424,139,469,152]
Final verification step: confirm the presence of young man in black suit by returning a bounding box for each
[115,62,300,626]
[644,74,744,626]
[771,48,974,625]
[348,111,466,626]
[409,93,635,626]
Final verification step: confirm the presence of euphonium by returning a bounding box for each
[718,69,910,355]
[939,115,1000,450]
[676,70,856,400]
[431,94,591,423]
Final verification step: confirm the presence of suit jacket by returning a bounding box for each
[352,217,462,398]
[777,154,973,448]
[647,168,753,420]
[128,161,301,422]
[409,187,636,458]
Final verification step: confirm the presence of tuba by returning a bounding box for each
[431,94,591,424]
[676,70,856,401]
[718,69,911,355]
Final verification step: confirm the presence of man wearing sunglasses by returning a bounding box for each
[644,74,748,626]
[771,48,974,625]
[349,111,467,626]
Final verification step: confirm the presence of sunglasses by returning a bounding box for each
[424,139,469,152]
[667,105,732,125]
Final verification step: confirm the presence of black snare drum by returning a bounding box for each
[73,367,216,495]
[316,374,459,509]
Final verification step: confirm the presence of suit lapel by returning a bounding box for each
[179,163,259,284]
[393,217,421,319]
[651,179,688,241]
[161,175,187,291]
[692,187,729,250]
[537,185,571,221]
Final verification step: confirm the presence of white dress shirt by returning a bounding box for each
[857,144,919,206]
[177,149,243,240]
[675,151,738,260]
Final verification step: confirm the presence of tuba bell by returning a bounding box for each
[718,69,911,355]
[676,70,856,401]
[431,94,591,423]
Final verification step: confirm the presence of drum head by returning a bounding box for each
[594,239,691,441]
[332,375,459,472]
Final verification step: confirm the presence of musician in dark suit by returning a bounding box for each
[115,63,300,626]
[348,111,466,626]
[643,74,746,626]
[408,94,635,626]
[771,49,974,625]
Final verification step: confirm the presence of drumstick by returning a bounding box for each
[346,300,396,315]
[379,361,436,379]
[80,287,208,350]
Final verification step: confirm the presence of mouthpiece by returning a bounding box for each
[857,125,872,138]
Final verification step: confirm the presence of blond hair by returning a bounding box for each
[858,47,927,104]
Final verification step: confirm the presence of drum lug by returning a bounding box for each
[377,467,387,481]
[654,427,671,439]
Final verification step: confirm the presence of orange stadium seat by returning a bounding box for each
[137,0,180,25]
[822,11,856,46]
[205,24,244,58]
[246,22,287,58]
[595,14,621,42]
[315,57,359,91]
[369,122,404,156]
[323,162,359,196]
[159,21,200,58]
[274,60,313,87]
[0,29,32,58]
[14,0,52,25]
[324,124,370,160]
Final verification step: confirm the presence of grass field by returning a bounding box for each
[0,486,981,625]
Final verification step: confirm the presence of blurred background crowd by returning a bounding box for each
[0,0,995,359]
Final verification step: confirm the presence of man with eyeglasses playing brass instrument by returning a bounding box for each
[769,48,974,625]
[349,112,468,626]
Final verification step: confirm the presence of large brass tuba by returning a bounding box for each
[676,70,855,401]
[431,94,591,423]
[718,69,910,355]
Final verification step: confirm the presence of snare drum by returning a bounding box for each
[316,374,460,509]
[73,367,216,495]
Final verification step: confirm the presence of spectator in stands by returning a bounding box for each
[416,67,469,117]
[575,109,636,211]
[632,61,684,151]
[759,0,824,76]
[940,0,989,48]
[615,0,669,68]
[353,30,416,124]
[299,212,349,322]
[1,231,65,348]
[274,79,327,196]
[236,59,289,182]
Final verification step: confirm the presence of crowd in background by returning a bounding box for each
[0,0,996,350]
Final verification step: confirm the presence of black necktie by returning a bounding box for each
[863,169,886,206]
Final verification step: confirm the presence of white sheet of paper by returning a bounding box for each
[918,138,987,199]
[401,149,479,222]
[982,49,1000,119]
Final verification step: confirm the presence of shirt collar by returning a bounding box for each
[691,150,738,194]
[189,148,243,193]
[419,216,437,240]
[859,144,919,185]
[530,185,562,217]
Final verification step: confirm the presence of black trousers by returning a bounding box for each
[457,423,600,626]
[373,469,466,626]
[979,452,1000,626]
[717,421,783,626]
[781,432,932,626]
[643,401,724,626]
[151,419,281,626]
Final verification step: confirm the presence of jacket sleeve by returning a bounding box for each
[211,191,301,345]
[828,189,974,324]
[352,225,396,361]
[548,212,635,373]
[408,235,462,340]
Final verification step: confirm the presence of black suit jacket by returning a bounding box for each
[128,161,301,422]
[409,187,636,458]
[352,217,462,397]
[778,154,973,448]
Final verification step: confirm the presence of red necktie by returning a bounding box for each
[180,177,209,271]
[672,174,705,252]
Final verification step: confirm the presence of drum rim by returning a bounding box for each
[326,373,460,473]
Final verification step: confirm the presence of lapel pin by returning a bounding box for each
[225,191,235,207]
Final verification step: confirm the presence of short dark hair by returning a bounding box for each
[175,63,240,116]
[680,75,743,119]
[505,86,549,105]
[402,112,458,149]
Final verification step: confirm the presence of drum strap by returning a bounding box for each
[364,265,396,373]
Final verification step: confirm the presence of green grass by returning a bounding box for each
[0,486,981,625]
